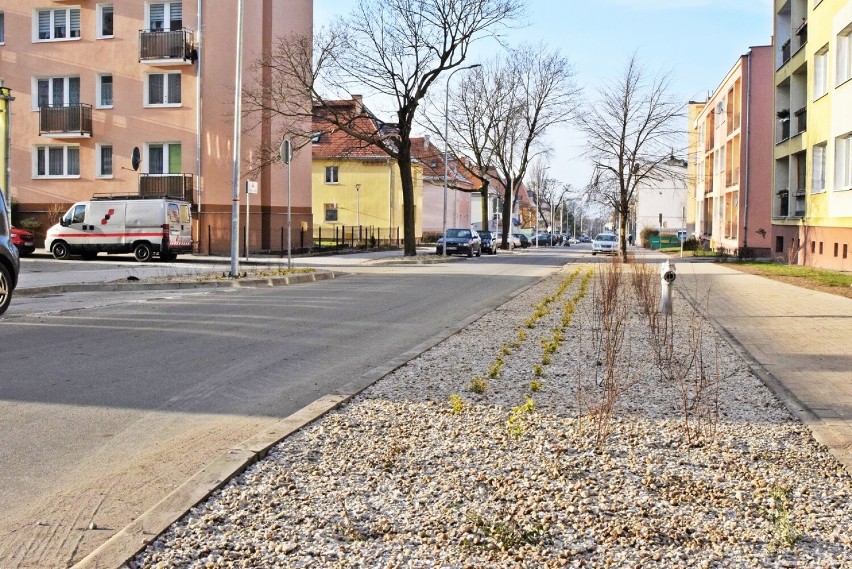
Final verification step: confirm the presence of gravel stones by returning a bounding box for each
[130,264,852,568]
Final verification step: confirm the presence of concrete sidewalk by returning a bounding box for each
[671,257,852,471]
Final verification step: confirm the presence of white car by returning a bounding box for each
[591,233,618,255]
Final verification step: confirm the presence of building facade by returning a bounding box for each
[0,1,312,255]
[774,0,852,269]
[410,136,472,235]
[690,46,775,256]
[311,97,422,244]
[634,157,689,238]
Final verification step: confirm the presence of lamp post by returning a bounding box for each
[355,183,361,243]
[229,0,245,277]
[443,63,481,255]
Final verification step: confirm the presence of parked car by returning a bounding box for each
[11,227,36,257]
[0,191,20,315]
[592,232,618,255]
[579,235,591,243]
[532,233,554,246]
[479,231,500,255]
[436,228,482,257]
[568,235,580,245]
[513,233,530,248]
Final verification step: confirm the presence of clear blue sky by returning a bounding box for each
[313,0,773,190]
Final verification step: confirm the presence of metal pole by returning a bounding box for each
[244,186,249,261]
[442,64,480,255]
[287,150,292,269]
[1,86,15,217]
[229,0,245,277]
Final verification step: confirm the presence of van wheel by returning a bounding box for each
[134,243,153,262]
[0,263,12,316]
[52,241,70,260]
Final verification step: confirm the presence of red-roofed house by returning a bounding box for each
[409,136,474,235]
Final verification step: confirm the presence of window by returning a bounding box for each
[0,12,5,44]
[97,144,113,177]
[325,166,339,184]
[775,236,784,254]
[148,2,182,31]
[97,4,114,38]
[813,143,827,192]
[324,203,338,222]
[814,45,828,99]
[836,133,852,189]
[97,74,113,108]
[35,7,81,41]
[34,76,80,109]
[145,72,181,106]
[34,145,80,178]
[838,24,852,85]
[147,143,181,173]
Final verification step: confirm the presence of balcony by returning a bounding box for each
[139,29,197,65]
[777,190,789,218]
[139,173,194,201]
[794,107,807,136]
[793,191,806,218]
[39,104,92,138]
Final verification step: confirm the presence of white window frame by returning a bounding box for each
[96,74,113,108]
[144,72,181,107]
[324,165,339,184]
[33,7,81,42]
[33,76,81,110]
[813,143,827,193]
[836,133,852,190]
[96,144,113,178]
[146,2,183,32]
[838,24,852,86]
[33,145,80,178]
[97,4,114,39]
[814,45,829,99]
[145,142,181,174]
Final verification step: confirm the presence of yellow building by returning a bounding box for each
[774,0,852,269]
[311,97,422,244]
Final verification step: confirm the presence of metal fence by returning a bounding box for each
[313,225,402,250]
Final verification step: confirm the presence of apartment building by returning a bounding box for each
[0,1,312,255]
[690,46,775,257]
[634,157,689,238]
[774,0,852,269]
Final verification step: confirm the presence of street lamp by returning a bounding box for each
[355,183,361,243]
[443,63,481,255]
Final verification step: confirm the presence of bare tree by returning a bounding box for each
[243,0,524,256]
[577,53,684,261]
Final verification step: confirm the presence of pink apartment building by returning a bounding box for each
[0,1,312,255]
[691,46,776,257]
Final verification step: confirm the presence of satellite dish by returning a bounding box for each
[131,147,141,171]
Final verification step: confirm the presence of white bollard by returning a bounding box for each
[660,260,676,316]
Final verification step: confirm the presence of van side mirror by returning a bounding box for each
[60,218,69,227]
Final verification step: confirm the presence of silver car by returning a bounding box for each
[0,190,21,315]
[591,233,618,255]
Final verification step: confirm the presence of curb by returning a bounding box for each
[16,270,341,298]
[71,261,561,569]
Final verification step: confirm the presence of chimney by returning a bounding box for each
[352,94,363,114]
[423,135,430,149]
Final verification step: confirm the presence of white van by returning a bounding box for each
[45,196,193,262]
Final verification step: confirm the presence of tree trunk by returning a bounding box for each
[501,181,512,247]
[619,194,629,262]
[396,143,417,256]
[480,182,490,232]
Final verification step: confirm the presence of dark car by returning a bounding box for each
[11,227,35,257]
[513,233,530,248]
[479,231,500,255]
[0,192,20,315]
[533,233,554,246]
[436,228,482,257]
[579,235,591,243]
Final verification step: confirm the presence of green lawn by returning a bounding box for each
[733,262,852,289]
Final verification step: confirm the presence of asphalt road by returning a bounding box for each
[0,246,586,568]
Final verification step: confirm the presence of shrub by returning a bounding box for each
[469,376,488,394]
[640,227,659,248]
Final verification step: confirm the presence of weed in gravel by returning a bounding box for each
[766,485,800,551]
[449,394,466,414]
[469,376,489,394]
[506,397,536,438]
[530,380,543,392]
[533,364,544,377]
[488,357,504,380]
[464,510,550,551]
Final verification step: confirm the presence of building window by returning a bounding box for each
[834,243,839,257]
[819,242,824,255]
[97,74,113,108]
[838,24,852,86]
[0,12,5,44]
[145,72,181,106]
[813,142,827,192]
[775,236,784,254]
[324,203,338,222]
[844,244,848,259]
[814,45,829,98]
[325,166,339,184]
[97,144,113,178]
[148,2,183,32]
[97,4,114,38]
[34,145,80,178]
[35,8,81,41]
[147,143,181,173]
[34,76,80,109]
[836,133,852,190]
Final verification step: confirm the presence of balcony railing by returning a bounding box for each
[139,173,194,202]
[139,29,196,64]
[794,107,807,136]
[39,104,93,137]
[778,120,790,143]
[781,40,791,65]
[777,190,789,217]
[794,192,806,218]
